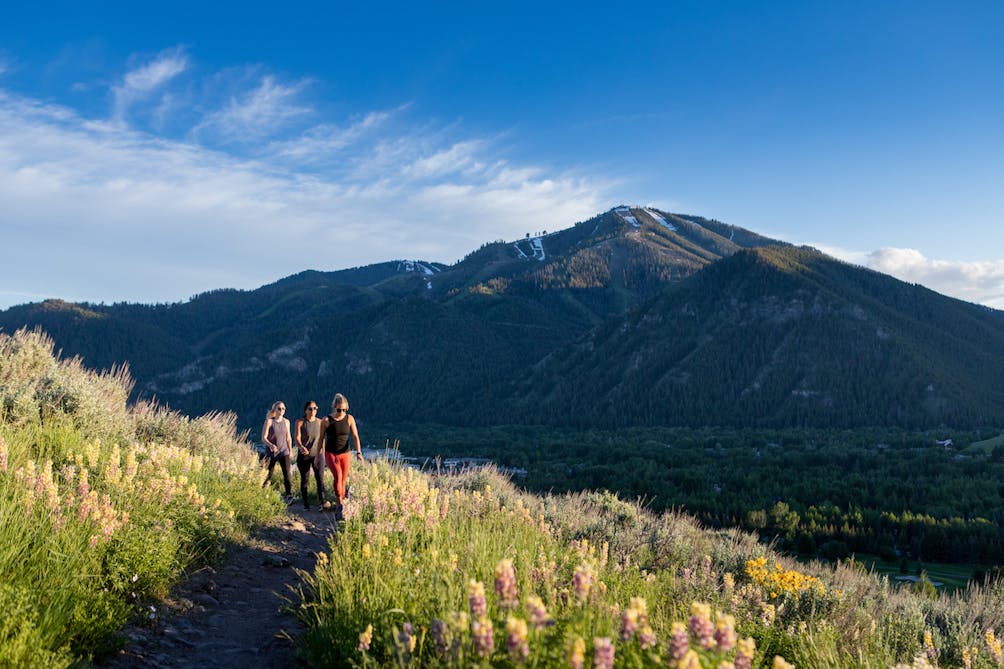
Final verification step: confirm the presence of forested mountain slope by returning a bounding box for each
[3,208,1003,431]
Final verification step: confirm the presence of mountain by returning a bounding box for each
[516,245,1004,429]
[3,207,1002,431]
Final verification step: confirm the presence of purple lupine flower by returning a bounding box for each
[620,606,639,641]
[735,637,756,669]
[430,618,449,657]
[714,612,737,652]
[571,563,595,603]
[495,559,519,608]
[526,595,552,629]
[472,617,494,658]
[506,616,529,660]
[668,622,690,661]
[689,602,716,650]
[638,625,657,650]
[397,622,416,654]
[468,580,487,618]
[592,637,614,669]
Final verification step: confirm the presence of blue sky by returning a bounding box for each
[1,1,1003,308]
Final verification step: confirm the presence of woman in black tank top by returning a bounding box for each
[294,400,327,510]
[319,393,362,518]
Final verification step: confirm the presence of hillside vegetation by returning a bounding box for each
[0,328,280,667]
[295,455,1004,668]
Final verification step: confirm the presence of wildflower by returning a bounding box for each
[572,563,596,603]
[468,580,487,618]
[358,623,373,652]
[961,645,972,669]
[397,622,416,654]
[448,611,469,658]
[669,622,689,660]
[449,552,458,571]
[679,649,701,669]
[923,629,938,663]
[690,602,715,650]
[723,572,735,591]
[987,628,1003,664]
[495,558,519,608]
[472,617,494,658]
[593,637,614,669]
[638,625,657,650]
[0,436,8,472]
[772,656,795,669]
[714,611,737,652]
[735,637,756,669]
[362,543,372,560]
[506,616,530,660]
[567,636,586,669]
[430,618,449,657]
[526,594,552,629]
[620,605,639,641]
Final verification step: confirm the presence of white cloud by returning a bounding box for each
[867,248,1004,309]
[194,75,311,142]
[0,78,608,309]
[112,48,188,120]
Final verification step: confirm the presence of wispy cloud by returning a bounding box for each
[112,48,188,121]
[194,75,311,142]
[867,248,1004,309]
[0,53,608,308]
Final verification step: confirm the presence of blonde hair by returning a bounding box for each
[331,393,349,412]
[268,400,285,419]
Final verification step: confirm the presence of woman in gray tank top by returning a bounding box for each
[295,400,328,510]
[262,401,294,502]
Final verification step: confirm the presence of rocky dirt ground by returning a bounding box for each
[102,505,336,669]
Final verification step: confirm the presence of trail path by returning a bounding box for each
[104,506,336,669]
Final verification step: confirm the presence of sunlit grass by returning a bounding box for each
[296,457,1004,668]
[0,328,281,666]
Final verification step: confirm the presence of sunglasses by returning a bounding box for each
[333,407,345,412]
[307,406,318,411]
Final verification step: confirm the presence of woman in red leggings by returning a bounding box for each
[319,393,362,519]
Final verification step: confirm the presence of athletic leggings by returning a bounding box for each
[296,455,326,507]
[324,451,352,503]
[263,452,292,496]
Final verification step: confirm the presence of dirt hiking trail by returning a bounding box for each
[103,506,336,669]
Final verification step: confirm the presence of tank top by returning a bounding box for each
[267,418,290,455]
[324,414,351,454]
[298,418,322,458]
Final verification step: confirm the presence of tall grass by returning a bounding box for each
[296,458,1004,668]
[0,328,281,666]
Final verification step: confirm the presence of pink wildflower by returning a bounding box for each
[592,637,614,669]
[472,617,494,658]
[506,616,529,661]
[714,611,737,652]
[669,621,690,660]
[690,602,716,650]
[468,579,487,618]
[495,558,519,608]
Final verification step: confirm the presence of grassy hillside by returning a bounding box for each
[295,455,1004,668]
[0,328,280,667]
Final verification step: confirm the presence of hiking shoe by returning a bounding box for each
[321,501,331,510]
